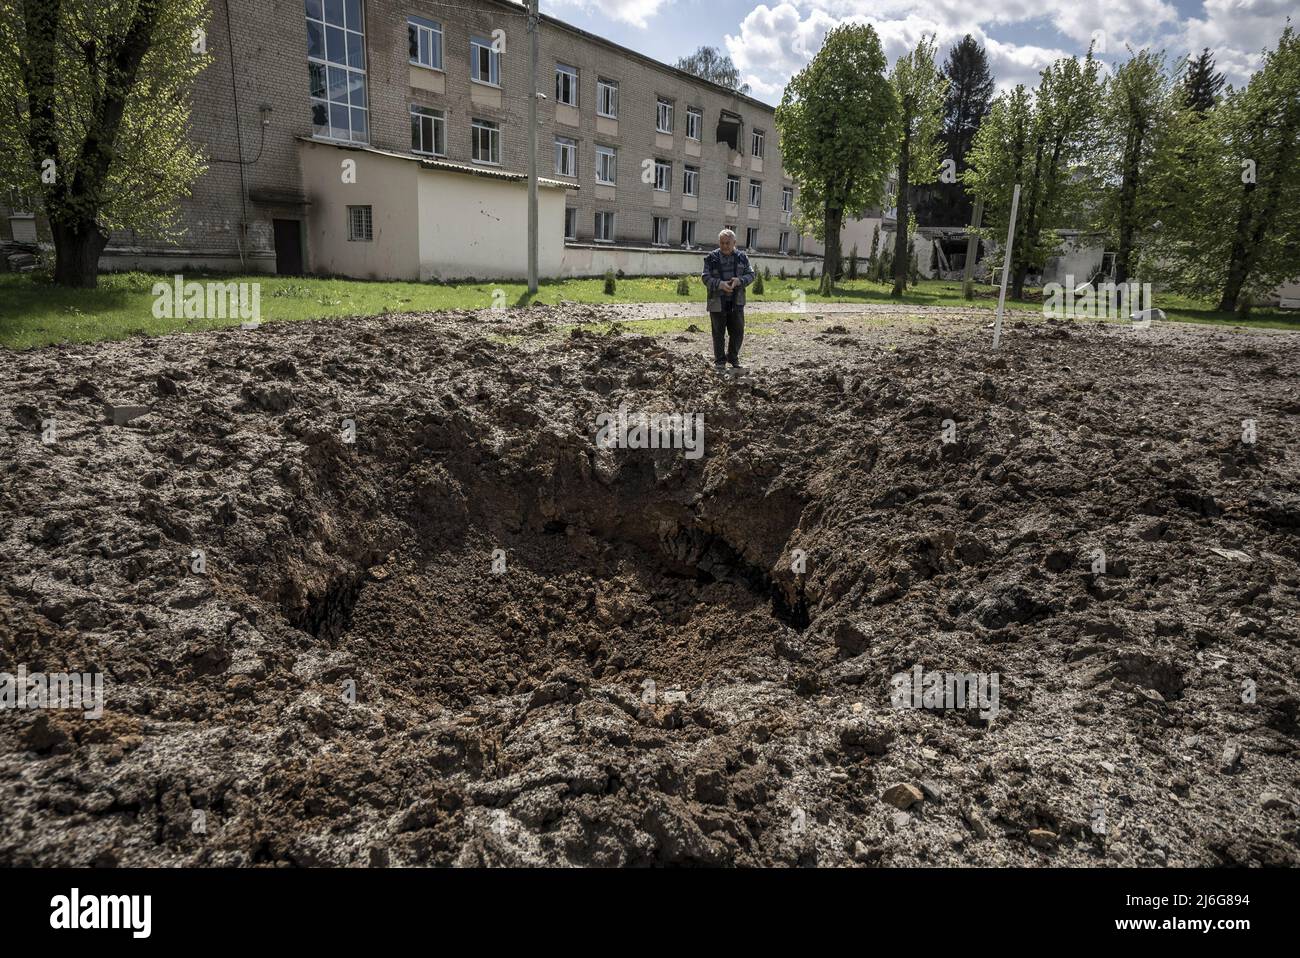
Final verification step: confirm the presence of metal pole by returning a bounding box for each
[992,184,1020,351]
[962,195,983,300]
[526,0,539,295]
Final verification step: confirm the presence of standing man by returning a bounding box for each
[702,229,755,371]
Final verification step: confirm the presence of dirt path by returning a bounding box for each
[2,305,1298,866]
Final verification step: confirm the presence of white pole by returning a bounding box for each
[526,0,539,294]
[992,183,1020,350]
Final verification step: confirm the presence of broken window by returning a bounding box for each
[716,111,742,152]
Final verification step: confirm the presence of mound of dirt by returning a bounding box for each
[1,307,1298,867]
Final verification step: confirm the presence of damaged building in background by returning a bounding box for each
[0,0,885,282]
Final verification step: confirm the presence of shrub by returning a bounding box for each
[752,271,765,294]
[676,275,691,295]
[797,266,805,279]
[848,244,860,280]
[604,269,617,295]
[809,266,817,281]
[779,266,787,280]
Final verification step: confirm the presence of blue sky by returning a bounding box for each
[540,0,1293,104]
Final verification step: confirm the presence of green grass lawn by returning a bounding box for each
[1,270,1294,349]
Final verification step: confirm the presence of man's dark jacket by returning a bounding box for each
[701,247,756,312]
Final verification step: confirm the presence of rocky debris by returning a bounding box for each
[1028,829,1058,849]
[1,307,1297,867]
[882,783,925,810]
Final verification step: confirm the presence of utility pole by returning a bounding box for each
[526,0,539,294]
[992,184,1021,351]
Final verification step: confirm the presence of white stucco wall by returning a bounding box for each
[558,244,823,279]
[300,142,422,280]
[416,173,566,282]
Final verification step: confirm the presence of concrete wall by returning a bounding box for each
[300,141,421,280]
[558,244,822,279]
[416,167,566,281]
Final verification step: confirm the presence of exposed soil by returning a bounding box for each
[2,305,1298,867]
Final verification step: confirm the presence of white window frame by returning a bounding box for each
[555,136,577,177]
[746,227,759,250]
[752,129,765,157]
[408,16,443,71]
[564,207,578,241]
[471,35,501,86]
[782,186,794,214]
[681,219,697,247]
[653,159,671,193]
[307,0,369,144]
[472,117,501,165]
[656,97,674,134]
[595,210,615,243]
[556,63,578,106]
[597,78,619,118]
[749,180,762,208]
[726,175,740,204]
[347,204,373,242]
[683,165,699,197]
[652,216,670,246]
[686,107,702,141]
[596,145,617,185]
[779,231,790,254]
[410,105,446,157]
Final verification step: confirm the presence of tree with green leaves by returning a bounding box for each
[1147,27,1300,312]
[776,24,898,295]
[916,34,994,225]
[0,0,208,287]
[888,35,946,296]
[1182,48,1226,112]
[674,46,750,96]
[1094,49,1178,286]
[965,53,1103,298]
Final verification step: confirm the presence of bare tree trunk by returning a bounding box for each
[52,222,109,288]
[821,205,843,296]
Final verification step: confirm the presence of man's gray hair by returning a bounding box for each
[718,228,736,242]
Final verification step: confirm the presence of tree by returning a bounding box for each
[674,46,750,96]
[1148,27,1300,312]
[0,0,208,287]
[1094,50,1177,286]
[777,24,898,295]
[889,36,946,296]
[1182,48,1226,112]
[915,35,994,225]
[965,53,1103,298]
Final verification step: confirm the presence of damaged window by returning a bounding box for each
[716,111,742,152]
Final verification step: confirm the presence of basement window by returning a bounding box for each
[347,205,373,242]
[653,216,671,246]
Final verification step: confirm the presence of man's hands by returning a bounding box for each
[721,278,740,293]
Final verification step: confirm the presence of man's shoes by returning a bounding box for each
[727,359,742,369]
[714,363,727,373]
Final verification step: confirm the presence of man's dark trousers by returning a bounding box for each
[710,303,744,364]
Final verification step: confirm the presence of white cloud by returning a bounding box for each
[719,0,1290,103]
[545,0,675,29]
